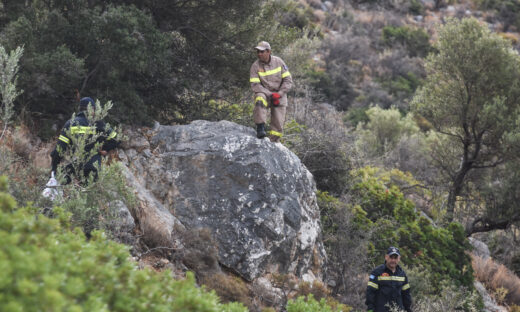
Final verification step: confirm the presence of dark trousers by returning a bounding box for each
[63,154,102,184]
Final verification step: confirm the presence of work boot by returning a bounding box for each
[256,123,266,139]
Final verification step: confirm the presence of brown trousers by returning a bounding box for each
[253,93,286,142]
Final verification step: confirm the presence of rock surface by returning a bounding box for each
[469,237,490,260]
[121,120,325,281]
[474,281,508,312]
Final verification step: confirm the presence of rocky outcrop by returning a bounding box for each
[120,120,325,281]
[474,281,508,312]
[469,237,490,260]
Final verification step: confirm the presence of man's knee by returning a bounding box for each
[254,95,268,108]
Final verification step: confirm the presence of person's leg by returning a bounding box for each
[83,154,102,183]
[62,163,75,184]
[269,106,286,143]
[253,93,269,138]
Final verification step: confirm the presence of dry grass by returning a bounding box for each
[201,273,252,309]
[472,254,520,305]
[295,280,331,301]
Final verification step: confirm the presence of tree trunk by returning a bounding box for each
[446,163,472,221]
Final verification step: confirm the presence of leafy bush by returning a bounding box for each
[284,115,354,196]
[0,44,23,141]
[348,167,474,288]
[0,176,247,312]
[286,294,351,312]
[354,106,420,158]
[405,265,483,311]
[316,191,372,310]
[381,26,431,57]
[51,100,136,240]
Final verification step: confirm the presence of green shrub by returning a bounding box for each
[344,107,369,128]
[285,118,353,196]
[381,25,432,57]
[354,106,421,158]
[380,72,421,98]
[348,167,474,288]
[406,265,483,312]
[286,294,351,312]
[58,161,136,239]
[0,175,247,312]
[50,100,136,239]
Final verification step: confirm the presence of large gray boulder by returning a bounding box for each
[121,120,325,281]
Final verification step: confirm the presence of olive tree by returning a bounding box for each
[412,18,520,221]
[0,45,23,141]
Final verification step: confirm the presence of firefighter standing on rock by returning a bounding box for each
[249,41,293,143]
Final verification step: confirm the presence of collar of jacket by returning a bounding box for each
[260,55,272,65]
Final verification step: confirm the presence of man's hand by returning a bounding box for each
[271,92,281,106]
[99,150,108,156]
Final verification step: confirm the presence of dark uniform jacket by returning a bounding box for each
[366,263,412,312]
[51,111,118,172]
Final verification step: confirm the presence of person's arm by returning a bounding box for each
[277,59,293,97]
[402,274,412,312]
[250,63,272,97]
[50,124,72,172]
[97,121,119,153]
[366,272,379,312]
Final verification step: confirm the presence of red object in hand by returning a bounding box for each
[271,92,281,106]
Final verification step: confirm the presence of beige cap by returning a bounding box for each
[255,41,271,51]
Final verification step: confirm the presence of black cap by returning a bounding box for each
[79,97,94,111]
[387,246,400,256]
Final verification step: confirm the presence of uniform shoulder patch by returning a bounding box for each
[369,275,375,280]
[283,64,288,70]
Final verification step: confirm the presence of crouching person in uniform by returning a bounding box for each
[50,97,119,184]
[366,247,412,312]
[249,41,293,143]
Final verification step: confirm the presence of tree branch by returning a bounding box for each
[466,213,520,236]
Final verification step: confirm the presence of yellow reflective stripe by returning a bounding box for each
[282,71,291,78]
[255,96,268,107]
[402,283,410,290]
[368,281,379,289]
[250,77,261,83]
[58,135,70,144]
[269,130,282,137]
[378,276,405,282]
[108,131,117,139]
[258,66,281,77]
[70,126,97,135]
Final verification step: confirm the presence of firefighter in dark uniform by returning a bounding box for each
[50,97,118,184]
[366,247,412,312]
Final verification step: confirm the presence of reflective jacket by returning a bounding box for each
[51,111,118,172]
[366,264,412,312]
[249,55,293,107]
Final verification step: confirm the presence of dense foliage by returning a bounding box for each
[0,176,248,312]
[412,17,520,220]
[319,166,474,296]
[3,1,520,310]
[0,0,305,135]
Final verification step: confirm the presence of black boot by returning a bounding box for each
[256,123,266,139]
